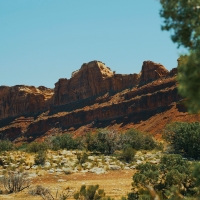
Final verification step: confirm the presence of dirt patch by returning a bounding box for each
[0,170,135,200]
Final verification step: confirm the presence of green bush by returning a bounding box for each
[163,122,200,159]
[0,140,13,152]
[84,130,121,155]
[122,129,157,150]
[27,142,48,153]
[84,132,99,152]
[74,185,105,200]
[192,163,200,189]
[130,154,196,199]
[16,143,28,151]
[84,129,158,154]
[120,147,136,163]
[51,133,79,150]
[34,150,46,165]
[77,152,88,164]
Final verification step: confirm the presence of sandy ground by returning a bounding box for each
[0,170,135,200]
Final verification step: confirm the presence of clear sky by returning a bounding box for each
[0,0,186,88]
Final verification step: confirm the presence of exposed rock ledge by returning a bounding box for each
[0,60,186,142]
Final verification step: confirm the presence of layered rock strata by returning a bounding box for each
[0,60,184,141]
[0,86,53,120]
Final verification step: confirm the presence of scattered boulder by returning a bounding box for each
[48,169,55,173]
[62,167,73,174]
[109,165,121,170]
[89,167,106,174]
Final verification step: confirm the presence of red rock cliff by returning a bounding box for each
[0,85,53,120]
[0,60,190,142]
[53,61,140,106]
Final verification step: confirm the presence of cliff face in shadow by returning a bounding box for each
[0,60,186,142]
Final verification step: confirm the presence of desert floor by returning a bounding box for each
[0,169,135,200]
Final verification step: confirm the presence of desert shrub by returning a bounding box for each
[126,192,139,200]
[85,130,121,154]
[84,132,98,152]
[0,140,13,152]
[2,171,31,193]
[28,185,51,197]
[29,185,73,200]
[74,184,105,200]
[34,150,46,165]
[120,147,136,163]
[130,154,196,199]
[192,163,200,196]
[163,122,200,159]
[84,129,157,154]
[51,133,79,150]
[16,143,28,151]
[122,129,157,150]
[27,141,48,153]
[77,152,88,164]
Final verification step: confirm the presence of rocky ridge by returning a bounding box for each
[0,60,198,142]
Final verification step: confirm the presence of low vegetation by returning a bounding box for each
[29,185,73,200]
[119,147,136,163]
[14,128,158,157]
[84,130,122,154]
[122,129,158,151]
[83,129,158,155]
[127,154,200,200]
[1,126,200,199]
[26,141,48,153]
[74,185,106,200]
[51,133,79,151]
[0,140,13,152]
[163,122,200,159]
[34,150,46,165]
[2,171,31,193]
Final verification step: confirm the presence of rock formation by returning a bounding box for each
[0,85,53,120]
[53,61,140,106]
[0,60,197,142]
[139,61,169,85]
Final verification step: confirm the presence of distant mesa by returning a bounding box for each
[0,59,186,143]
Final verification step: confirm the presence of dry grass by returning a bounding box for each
[0,170,135,200]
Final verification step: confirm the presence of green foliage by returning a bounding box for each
[34,150,46,165]
[77,152,88,164]
[120,147,136,163]
[163,122,200,159]
[51,133,79,150]
[16,143,28,151]
[0,140,13,152]
[74,185,105,200]
[192,163,200,188]
[177,51,200,113]
[159,0,200,113]
[123,129,157,151]
[134,163,159,186]
[126,190,151,200]
[84,130,121,154]
[27,142,48,153]
[84,129,158,155]
[84,132,99,152]
[127,192,139,200]
[131,154,195,199]
[160,0,200,49]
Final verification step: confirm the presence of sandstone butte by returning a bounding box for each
[0,60,199,143]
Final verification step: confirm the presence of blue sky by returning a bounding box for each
[0,0,186,88]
